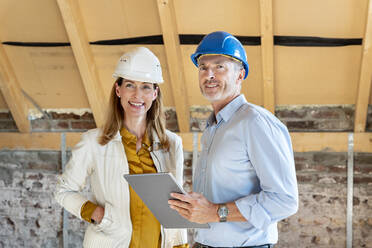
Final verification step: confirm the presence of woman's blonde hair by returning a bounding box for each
[98,78,169,149]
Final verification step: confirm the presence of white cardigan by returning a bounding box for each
[54,128,188,248]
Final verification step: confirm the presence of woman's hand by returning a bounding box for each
[91,206,105,224]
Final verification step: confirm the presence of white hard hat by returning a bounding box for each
[112,47,164,84]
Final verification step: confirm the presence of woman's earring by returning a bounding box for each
[118,95,121,98]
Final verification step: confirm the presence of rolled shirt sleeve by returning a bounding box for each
[81,201,98,223]
[235,114,298,230]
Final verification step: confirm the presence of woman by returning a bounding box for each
[55,47,188,248]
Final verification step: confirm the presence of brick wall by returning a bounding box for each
[0,112,17,132]
[0,108,181,133]
[0,149,371,247]
[0,150,87,247]
[190,105,361,132]
[275,105,354,132]
[278,152,372,248]
[1,105,372,247]
[31,112,96,132]
[1,105,371,133]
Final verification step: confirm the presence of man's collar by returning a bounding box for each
[207,95,247,127]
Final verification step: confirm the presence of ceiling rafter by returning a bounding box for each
[0,42,31,133]
[156,0,190,132]
[56,0,106,127]
[259,0,275,113]
[354,0,372,132]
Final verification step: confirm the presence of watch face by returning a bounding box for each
[218,205,228,218]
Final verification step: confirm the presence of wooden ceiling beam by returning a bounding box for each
[1,132,371,153]
[56,0,106,127]
[259,0,275,113]
[354,0,372,132]
[156,0,190,132]
[0,43,31,133]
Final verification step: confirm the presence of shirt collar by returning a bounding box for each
[120,127,151,147]
[207,95,247,127]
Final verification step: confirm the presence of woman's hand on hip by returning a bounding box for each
[91,205,105,224]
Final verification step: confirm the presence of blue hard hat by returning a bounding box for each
[191,31,249,79]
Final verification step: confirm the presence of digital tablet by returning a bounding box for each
[123,172,210,229]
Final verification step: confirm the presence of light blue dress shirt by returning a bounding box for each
[193,95,298,247]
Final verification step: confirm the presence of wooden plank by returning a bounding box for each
[354,0,372,132]
[354,132,372,153]
[259,0,275,113]
[0,132,82,150]
[156,0,190,132]
[0,43,30,132]
[56,0,106,127]
[290,132,348,152]
[1,132,371,153]
[178,132,202,151]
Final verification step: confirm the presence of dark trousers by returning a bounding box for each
[193,242,274,248]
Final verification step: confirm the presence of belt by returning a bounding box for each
[194,243,274,248]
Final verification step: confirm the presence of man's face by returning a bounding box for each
[198,55,243,106]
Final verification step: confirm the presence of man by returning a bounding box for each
[168,31,298,248]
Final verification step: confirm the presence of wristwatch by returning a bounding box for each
[217,204,229,222]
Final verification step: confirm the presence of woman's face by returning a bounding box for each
[115,79,158,120]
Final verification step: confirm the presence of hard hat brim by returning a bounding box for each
[190,52,249,79]
[112,72,163,84]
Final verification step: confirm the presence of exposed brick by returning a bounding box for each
[296,174,314,183]
[0,166,13,186]
[312,194,326,201]
[366,105,372,131]
[31,119,52,130]
[333,176,347,184]
[50,112,81,120]
[318,176,337,184]
[70,121,96,130]
[190,106,212,131]
[285,120,316,130]
[0,121,18,130]
[328,165,346,173]
[166,121,179,133]
[1,149,371,247]
[355,164,372,174]
[354,176,372,184]
[37,151,59,164]
[316,119,353,131]
[190,119,208,131]
[25,172,43,180]
[276,105,354,132]
[183,168,192,176]
[310,109,341,119]
[0,151,12,163]
[366,122,372,131]
[275,109,307,119]
[80,112,94,120]
[313,153,347,166]
[0,112,11,119]
[164,108,179,132]
[294,155,308,163]
[355,153,372,165]
[52,120,69,130]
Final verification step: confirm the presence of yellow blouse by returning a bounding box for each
[80,127,188,248]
